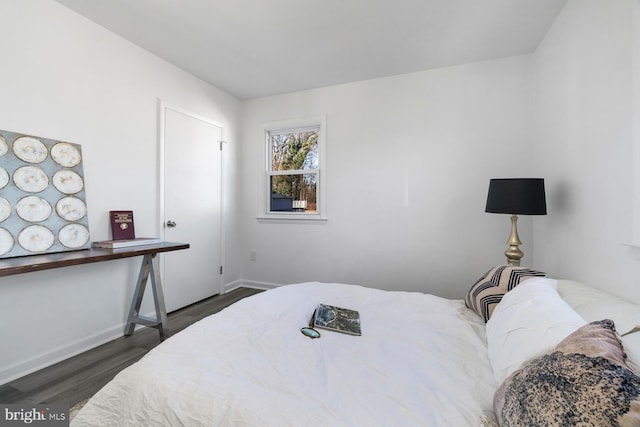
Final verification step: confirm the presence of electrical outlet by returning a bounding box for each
[250,249,257,261]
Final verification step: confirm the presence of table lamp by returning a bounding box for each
[485,178,547,266]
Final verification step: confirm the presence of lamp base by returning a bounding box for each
[505,215,523,266]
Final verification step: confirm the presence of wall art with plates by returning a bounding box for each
[0,129,90,258]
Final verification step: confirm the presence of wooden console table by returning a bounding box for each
[0,242,189,340]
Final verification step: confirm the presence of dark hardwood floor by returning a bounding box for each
[0,287,263,407]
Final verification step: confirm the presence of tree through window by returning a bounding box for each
[268,126,320,214]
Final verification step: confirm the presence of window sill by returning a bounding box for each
[256,214,328,224]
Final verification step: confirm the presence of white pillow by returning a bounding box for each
[486,278,586,383]
[557,279,640,336]
[623,333,640,367]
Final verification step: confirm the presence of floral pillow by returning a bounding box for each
[494,319,640,426]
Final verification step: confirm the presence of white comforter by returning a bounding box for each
[72,282,499,426]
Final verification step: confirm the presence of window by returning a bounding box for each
[260,116,326,220]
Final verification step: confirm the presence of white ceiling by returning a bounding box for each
[55,0,567,100]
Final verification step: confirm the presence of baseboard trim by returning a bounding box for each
[224,279,280,292]
[0,322,128,386]
[0,312,155,386]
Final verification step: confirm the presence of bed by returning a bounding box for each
[71,267,640,426]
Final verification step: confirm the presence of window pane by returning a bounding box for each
[271,129,318,172]
[270,174,317,212]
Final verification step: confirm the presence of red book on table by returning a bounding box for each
[110,210,135,240]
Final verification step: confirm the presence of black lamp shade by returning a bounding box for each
[485,178,547,215]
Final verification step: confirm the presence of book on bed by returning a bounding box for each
[313,303,361,336]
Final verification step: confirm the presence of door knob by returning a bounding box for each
[166,220,177,228]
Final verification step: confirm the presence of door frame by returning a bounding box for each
[157,99,225,292]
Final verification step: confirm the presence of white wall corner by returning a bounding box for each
[632,0,640,244]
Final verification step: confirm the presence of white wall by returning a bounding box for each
[239,55,539,298]
[0,0,240,384]
[533,0,640,303]
[237,0,640,307]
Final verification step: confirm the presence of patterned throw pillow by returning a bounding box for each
[494,319,640,427]
[464,265,546,322]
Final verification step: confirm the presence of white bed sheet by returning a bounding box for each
[72,282,498,427]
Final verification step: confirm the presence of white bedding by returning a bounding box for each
[72,282,499,426]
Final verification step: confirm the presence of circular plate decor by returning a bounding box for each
[58,223,90,249]
[55,196,87,221]
[12,136,48,164]
[0,167,8,190]
[0,228,14,256]
[16,196,52,223]
[13,166,49,193]
[52,170,84,194]
[0,135,7,157]
[17,225,55,252]
[51,142,82,167]
[0,198,11,223]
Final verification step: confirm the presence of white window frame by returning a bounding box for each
[257,115,327,222]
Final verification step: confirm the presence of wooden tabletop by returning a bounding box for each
[0,242,190,277]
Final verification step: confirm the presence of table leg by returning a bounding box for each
[124,254,167,341]
[149,256,168,339]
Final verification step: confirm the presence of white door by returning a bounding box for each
[160,102,223,312]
